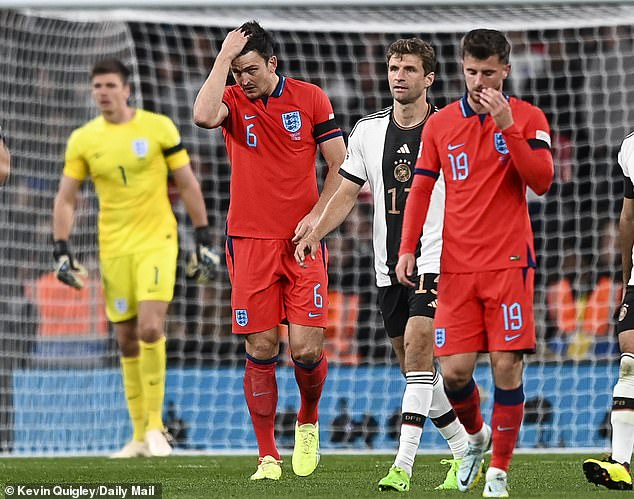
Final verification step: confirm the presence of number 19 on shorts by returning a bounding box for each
[501,302,523,331]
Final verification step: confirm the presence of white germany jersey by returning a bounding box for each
[339,105,445,287]
[619,131,634,285]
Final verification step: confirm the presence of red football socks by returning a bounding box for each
[490,385,525,471]
[244,356,280,460]
[445,378,485,434]
[293,354,328,425]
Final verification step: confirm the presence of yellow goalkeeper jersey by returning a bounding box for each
[63,109,190,258]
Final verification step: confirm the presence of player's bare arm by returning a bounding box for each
[294,177,361,265]
[620,197,634,292]
[171,164,208,228]
[0,141,10,184]
[395,254,416,288]
[292,135,346,242]
[193,29,250,129]
[53,175,82,241]
[52,175,87,289]
[173,164,219,284]
[479,87,513,130]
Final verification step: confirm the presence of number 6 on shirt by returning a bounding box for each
[246,124,257,147]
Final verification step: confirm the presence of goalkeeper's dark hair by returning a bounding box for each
[237,20,276,61]
[461,29,511,65]
[90,58,131,84]
[386,38,436,76]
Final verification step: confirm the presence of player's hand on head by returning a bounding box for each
[219,29,251,60]
[53,241,87,290]
[395,253,416,288]
[480,88,513,130]
[186,227,221,284]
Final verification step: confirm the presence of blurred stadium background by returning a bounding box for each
[0,0,633,454]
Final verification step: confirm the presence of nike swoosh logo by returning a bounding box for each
[448,143,465,150]
[460,459,480,488]
[253,391,271,397]
[504,333,522,342]
[244,114,257,120]
[308,312,322,318]
[497,426,515,431]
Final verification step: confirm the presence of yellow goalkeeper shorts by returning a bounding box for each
[100,243,178,322]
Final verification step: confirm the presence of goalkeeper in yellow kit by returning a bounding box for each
[52,59,217,457]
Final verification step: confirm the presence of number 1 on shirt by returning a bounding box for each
[118,165,127,186]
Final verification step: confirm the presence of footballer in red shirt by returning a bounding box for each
[396,29,553,495]
[193,21,346,479]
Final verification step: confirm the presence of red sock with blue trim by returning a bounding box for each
[244,355,280,460]
[445,378,485,434]
[490,385,525,471]
[293,353,328,425]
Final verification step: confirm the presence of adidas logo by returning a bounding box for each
[396,144,411,154]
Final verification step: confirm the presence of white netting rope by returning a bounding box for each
[0,6,631,453]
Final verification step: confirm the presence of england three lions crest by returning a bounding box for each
[435,328,446,348]
[235,309,248,327]
[132,138,149,158]
[282,111,302,133]
[494,132,509,154]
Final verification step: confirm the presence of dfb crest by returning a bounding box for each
[281,111,302,133]
[619,303,629,322]
[494,132,509,154]
[235,309,249,327]
[132,138,149,158]
[435,328,446,348]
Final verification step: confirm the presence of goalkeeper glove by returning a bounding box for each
[186,227,221,284]
[53,240,87,290]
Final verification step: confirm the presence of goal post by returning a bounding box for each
[1,3,633,453]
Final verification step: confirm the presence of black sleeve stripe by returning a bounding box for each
[527,138,550,150]
[339,168,365,186]
[313,118,338,139]
[625,176,634,199]
[315,130,343,144]
[414,168,439,180]
[215,101,231,128]
[163,142,185,157]
[222,101,231,119]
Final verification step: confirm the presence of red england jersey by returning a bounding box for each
[222,75,342,239]
[400,94,553,273]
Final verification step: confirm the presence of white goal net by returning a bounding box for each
[1,3,634,453]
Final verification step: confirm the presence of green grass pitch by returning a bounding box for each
[0,454,621,498]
